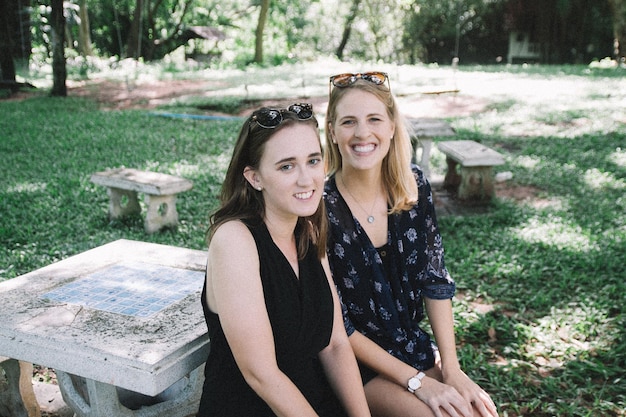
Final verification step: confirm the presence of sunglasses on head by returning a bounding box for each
[250,103,314,130]
[329,72,390,94]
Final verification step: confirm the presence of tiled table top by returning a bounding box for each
[42,261,204,317]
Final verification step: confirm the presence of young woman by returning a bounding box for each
[323,72,498,417]
[197,103,371,417]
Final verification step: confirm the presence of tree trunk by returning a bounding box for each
[78,0,93,56]
[0,0,16,81]
[254,0,269,64]
[126,0,144,59]
[50,0,67,96]
[335,0,361,60]
[608,0,626,60]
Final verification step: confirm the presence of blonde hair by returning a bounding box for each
[325,79,418,213]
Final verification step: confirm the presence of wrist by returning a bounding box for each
[407,371,426,393]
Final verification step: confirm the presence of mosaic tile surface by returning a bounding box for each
[41,261,204,317]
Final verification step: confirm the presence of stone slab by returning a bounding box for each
[0,239,209,397]
[91,168,193,196]
[437,140,505,167]
[406,117,456,138]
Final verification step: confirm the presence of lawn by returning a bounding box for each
[1,59,625,416]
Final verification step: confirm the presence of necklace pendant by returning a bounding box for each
[367,215,375,223]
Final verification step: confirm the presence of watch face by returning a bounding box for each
[408,377,421,390]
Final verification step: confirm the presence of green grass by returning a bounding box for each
[2,62,626,416]
[0,96,241,279]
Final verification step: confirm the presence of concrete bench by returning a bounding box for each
[0,357,41,417]
[91,168,193,233]
[406,117,456,178]
[437,140,505,200]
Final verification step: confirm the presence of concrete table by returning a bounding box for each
[0,239,209,417]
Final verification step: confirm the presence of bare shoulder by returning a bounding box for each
[210,221,254,249]
[208,220,259,267]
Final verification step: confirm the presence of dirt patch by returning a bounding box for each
[6,78,541,212]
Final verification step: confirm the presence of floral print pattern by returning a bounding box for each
[325,166,455,371]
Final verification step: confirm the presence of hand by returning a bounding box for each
[442,369,498,417]
[414,376,473,417]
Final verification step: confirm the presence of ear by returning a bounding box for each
[327,122,337,144]
[243,166,262,191]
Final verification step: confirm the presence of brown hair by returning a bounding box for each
[208,109,327,260]
[325,79,418,213]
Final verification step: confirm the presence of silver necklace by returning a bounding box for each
[340,176,377,224]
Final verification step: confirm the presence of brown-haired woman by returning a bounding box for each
[197,104,371,417]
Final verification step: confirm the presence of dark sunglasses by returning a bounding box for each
[329,72,390,94]
[250,103,314,129]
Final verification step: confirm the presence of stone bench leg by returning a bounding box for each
[57,365,203,417]
[459,166,495,200]
[108,188,141,219]
[144,194,179,233]
[443,157,462,191]
[0,359,41,417]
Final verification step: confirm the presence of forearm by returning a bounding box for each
[319,341,371,417]
[424,297,461,375]
[349,331,418,388]
[244,368,319,417]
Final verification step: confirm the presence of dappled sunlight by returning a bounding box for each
[584,168,626,191]
[7,181,47,193]
[523,303,617,374]
[515,155,541,169]
[511,215,598,252]
[194,153,232,175]
[609,147,626,168]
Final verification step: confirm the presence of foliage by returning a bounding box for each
[1,62,626,416]
[22,0,626,68]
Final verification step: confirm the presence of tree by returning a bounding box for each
[78,0,93,56]
[126,0,144,58]
[254,0,270,63]
[50,0,67,96]
[0,0,16,82]
[608,0,626,60]
[336,0,362,60]
[0,0,31,85]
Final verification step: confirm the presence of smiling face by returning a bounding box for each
[244,123,324,223]
[328,89,395,173]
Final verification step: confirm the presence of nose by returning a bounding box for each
[297,165,315,187]
[354,120,370,139]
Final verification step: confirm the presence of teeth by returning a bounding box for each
[353,144,375,153]
[295,191,313,200]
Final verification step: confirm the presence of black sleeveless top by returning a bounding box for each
[197,221,347,417]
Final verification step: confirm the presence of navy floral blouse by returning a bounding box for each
[324,166,456,371]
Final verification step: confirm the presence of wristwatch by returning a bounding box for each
[407,372,426,393]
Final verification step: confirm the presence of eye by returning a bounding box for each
[309,157,322,166]
[340,119,356,126]
[279,163,294,171]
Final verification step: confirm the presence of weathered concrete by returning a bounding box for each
[0,357,41,417]
[0,240,209,417]
[406,117,456,178]
[437,140,505,200]
[91,168,193,233]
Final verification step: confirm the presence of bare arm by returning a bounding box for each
[206,221,318,417]
[317,257,371,417]
[425,298,498,417]
[346,307,473,417]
